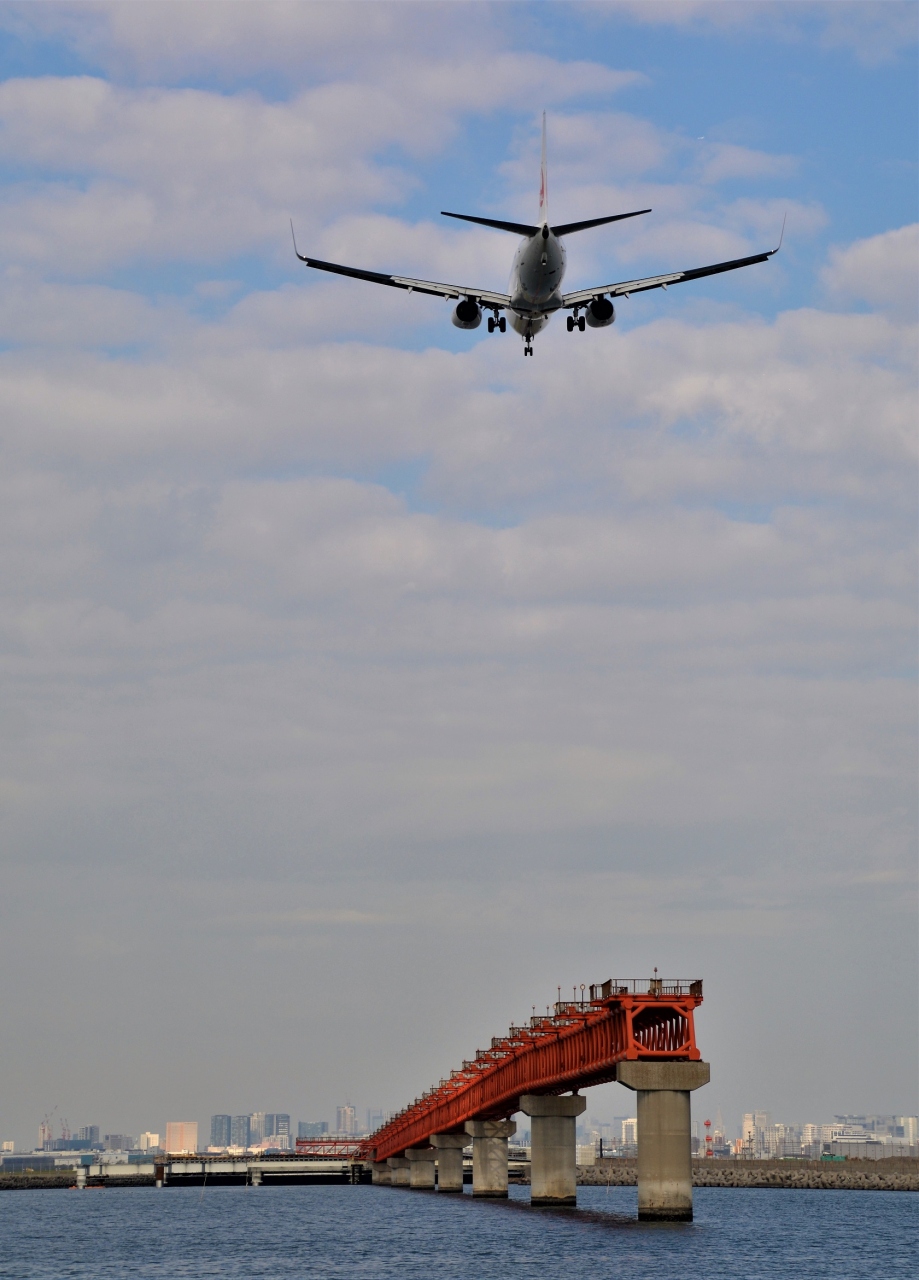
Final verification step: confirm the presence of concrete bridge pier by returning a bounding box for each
[616,1060,710,1221]
[430,1133,468,1192]
[387,1156,411,1187]
[519,1093,587,1205]
[405,1147,437,1189]
[371,1162,391,1185]
[465,1119,516,1197]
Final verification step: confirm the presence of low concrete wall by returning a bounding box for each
[575,1158,919,1192]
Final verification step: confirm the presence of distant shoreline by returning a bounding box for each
[3,1157,917,1193]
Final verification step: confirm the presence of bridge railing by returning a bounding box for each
[588,978,702,1002]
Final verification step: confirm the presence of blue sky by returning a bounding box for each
[0,3,915,1149]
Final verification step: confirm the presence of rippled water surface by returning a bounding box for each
[1,1184,915,1278]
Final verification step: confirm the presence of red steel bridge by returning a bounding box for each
[358,977,703,1164]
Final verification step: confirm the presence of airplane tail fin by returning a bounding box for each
[539,110,548,225]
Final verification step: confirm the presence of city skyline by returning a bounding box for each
[7,1104,917,1158]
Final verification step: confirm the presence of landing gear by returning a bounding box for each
[523,341,533,357]
[567,313,586,332]
[487,314,507,334]
[578,316,586,332]
[567,315,574,332]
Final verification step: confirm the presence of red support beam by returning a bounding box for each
[361,979,702,1163]
[294,1137,365,1158]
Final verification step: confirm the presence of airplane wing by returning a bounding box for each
[291,224,511,310]
[561,239,782,309]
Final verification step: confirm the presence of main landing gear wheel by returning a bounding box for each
[567,315,575,332]
[499,316,506,332]
[578,316,586,332]
[488,316,507,334]
[488,317,495,333]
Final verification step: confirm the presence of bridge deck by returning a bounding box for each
[363,978,703,1163]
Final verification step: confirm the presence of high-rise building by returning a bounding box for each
[231,1116,251,1148]
[210,1115,232,1147]
[298,1121,329,1139]
[78,1126,100,1145]
[336,1105,356,1135]
[621,1117,637,1146]
[164,1122,198,1154]
[366,1109,384,1133]
[104,1135,135,1151]
[249,1112,267,1143]
[137,1133,160,1152]
[257,1114,291,1141]
[742,1111,771,1157]
[264,1115,290,1148]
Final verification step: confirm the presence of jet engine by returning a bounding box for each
[584,296,615,328]
[452,298,482,330]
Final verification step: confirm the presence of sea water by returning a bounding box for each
[0,1183,914,1278]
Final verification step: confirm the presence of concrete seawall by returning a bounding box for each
[575,1158,919,1192]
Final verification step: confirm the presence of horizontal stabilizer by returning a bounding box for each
[551,209,651,237]
[442,211,539,237]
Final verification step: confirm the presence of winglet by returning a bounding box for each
[774,212,786,255]
[290,218,308,262]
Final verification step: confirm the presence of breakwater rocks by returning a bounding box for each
[0,1171,77,1190]
[575,1158,919,1192]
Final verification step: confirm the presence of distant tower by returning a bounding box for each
[336,1105,356,1135]
[704,1118,713,1157]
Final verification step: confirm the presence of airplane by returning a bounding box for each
[291,113,782,357]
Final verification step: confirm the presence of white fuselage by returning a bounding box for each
[507,226,566,336]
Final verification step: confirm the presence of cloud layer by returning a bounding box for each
[0,4,915,1146]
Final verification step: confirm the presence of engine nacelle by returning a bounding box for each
[452,298,482,330]
[584,296,615,328]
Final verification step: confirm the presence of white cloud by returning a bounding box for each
[697,142,797,185]
[0,1,469,83]
[613,0,917,66]
[822,223,919,320]
[0,65,642,274]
